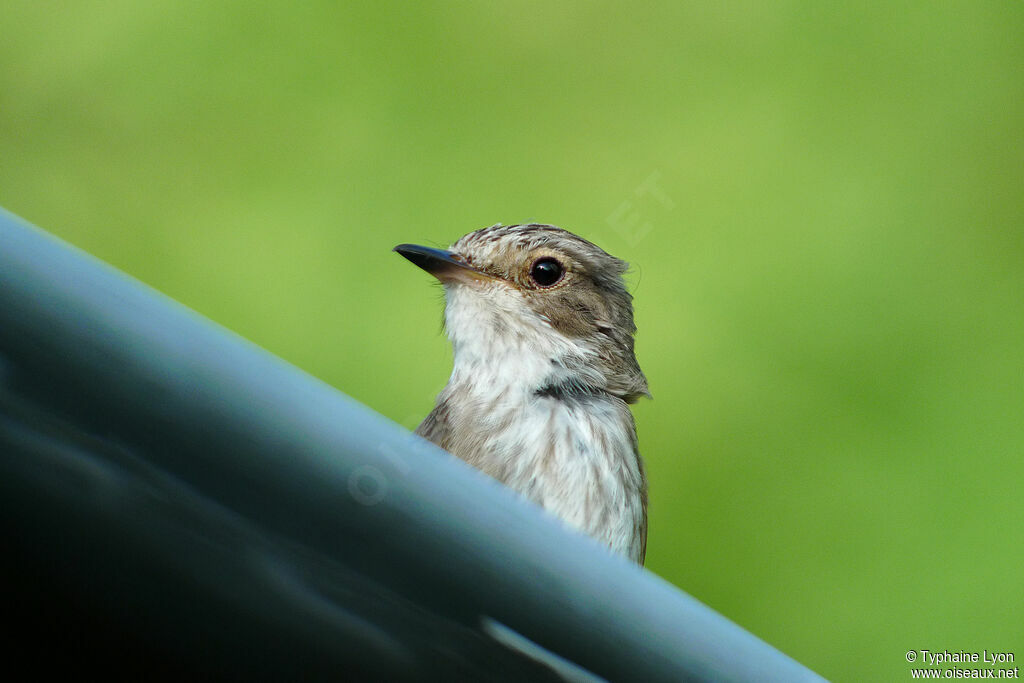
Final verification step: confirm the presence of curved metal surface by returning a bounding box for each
[0,208,825,681]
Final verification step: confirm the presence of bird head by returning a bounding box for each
[394,224,649,403]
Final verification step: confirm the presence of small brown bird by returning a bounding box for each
[394,224,649,564]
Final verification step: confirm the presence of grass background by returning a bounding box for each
[3,2,1022,679]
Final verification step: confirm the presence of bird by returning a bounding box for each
[394,224,649,564]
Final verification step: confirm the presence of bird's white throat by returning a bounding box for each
[438,282,646,562]
[443,282,603,396]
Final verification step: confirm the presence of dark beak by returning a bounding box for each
[393,244,492,284]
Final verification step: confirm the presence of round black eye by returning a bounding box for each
[530,258,564,287]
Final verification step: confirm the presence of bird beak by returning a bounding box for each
[393,244,494,285]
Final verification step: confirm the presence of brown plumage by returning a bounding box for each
[395,224,649,563]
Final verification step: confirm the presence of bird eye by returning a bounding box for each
[529,257,564,287]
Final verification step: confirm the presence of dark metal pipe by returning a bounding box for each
[0,208,825,682]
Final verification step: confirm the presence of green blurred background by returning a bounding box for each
[3,2,1022,679]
